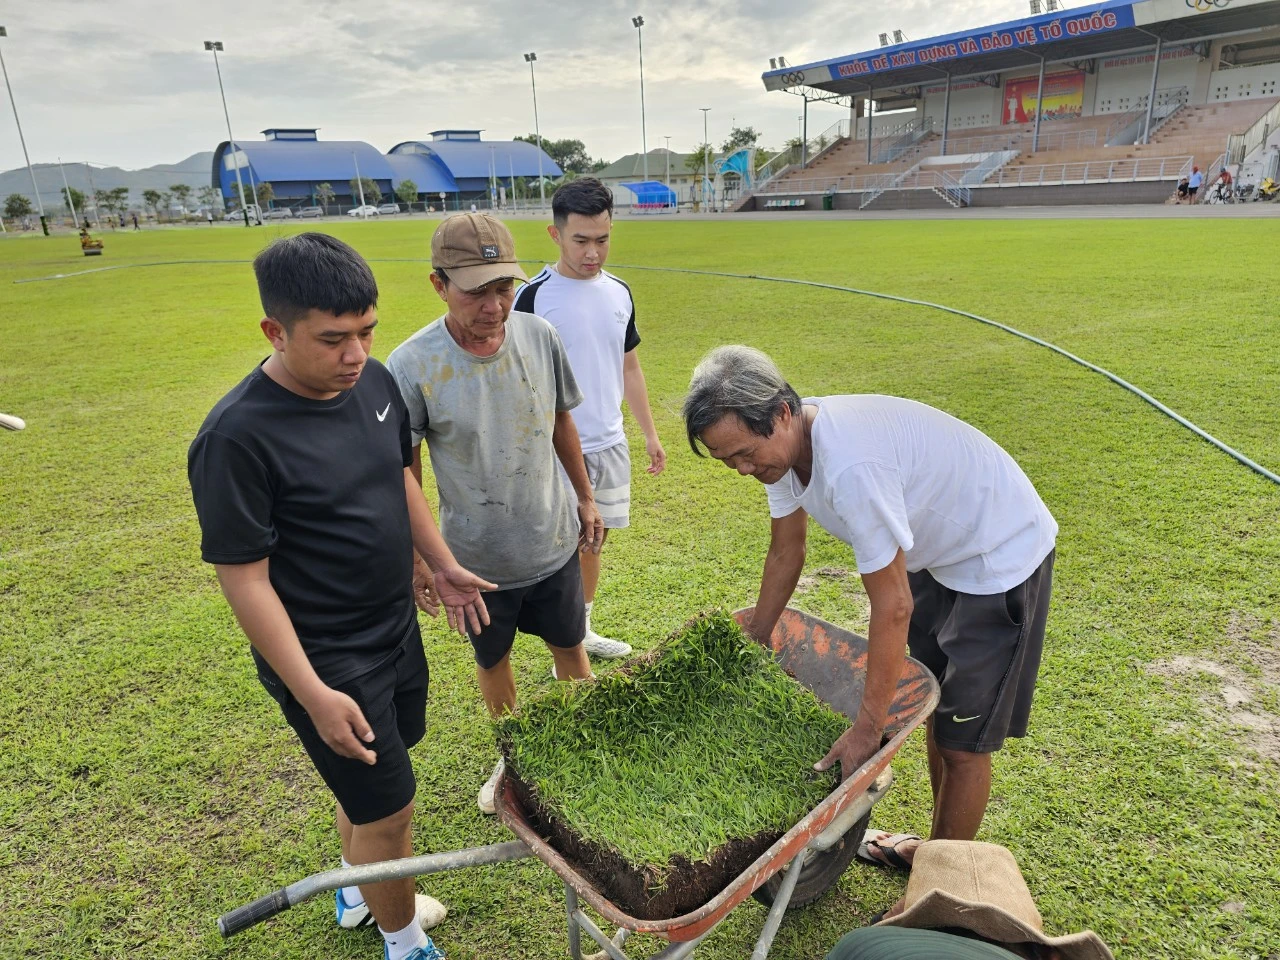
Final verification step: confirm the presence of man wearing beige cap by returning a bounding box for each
[826,841,1113,960]
[387,213,602,814]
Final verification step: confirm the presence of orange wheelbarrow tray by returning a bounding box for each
[216,608,939,959]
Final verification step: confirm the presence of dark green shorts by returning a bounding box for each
[826,927,1026,960]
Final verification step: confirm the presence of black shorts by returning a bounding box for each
[260,622,428,825]
[1188,185,1199,197]
[466,553,585,669]
[906,550,1054,753]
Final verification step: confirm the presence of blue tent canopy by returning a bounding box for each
[619,180,676,206]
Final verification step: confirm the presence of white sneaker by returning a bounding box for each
[582,629,631,659]
[477,758,504,815]
[335,890,447,931]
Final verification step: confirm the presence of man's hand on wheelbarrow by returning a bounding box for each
[303,687,379,765]
[815,717,883,782]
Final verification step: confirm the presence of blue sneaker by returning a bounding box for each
[384,939,446,960]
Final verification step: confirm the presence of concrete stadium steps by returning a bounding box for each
[1134,98,1280,169]
[860,187,957,211]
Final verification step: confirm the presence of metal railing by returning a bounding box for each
[1104,87,1188,145]
[934,170,971,207]
[1198,152,1229,203]
[1032,128,1099,152]
[959,150,1020,185]
[988,155,1193,186]
[874,117,934,163]
[858,172,905,209]
[1226,98,1280,165]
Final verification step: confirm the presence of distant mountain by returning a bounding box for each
[0,152,216,211]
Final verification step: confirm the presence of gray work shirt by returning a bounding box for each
[386,310,584,588]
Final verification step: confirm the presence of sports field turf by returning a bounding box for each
[1,215,1278,960]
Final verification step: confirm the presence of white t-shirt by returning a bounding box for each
[514,265,640,454]
[765,396,1057,595]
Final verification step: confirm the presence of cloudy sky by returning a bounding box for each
[2,0,1021,173]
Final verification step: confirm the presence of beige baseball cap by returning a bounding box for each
[430,213,528,291]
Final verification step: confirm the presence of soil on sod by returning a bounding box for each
[498,613,850,920]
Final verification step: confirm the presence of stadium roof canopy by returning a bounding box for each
[212,139,394,186]
[384,152,458,194]
[762,0,1280,102]
[387,138,563,180]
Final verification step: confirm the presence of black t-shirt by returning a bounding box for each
[188,358,416,686]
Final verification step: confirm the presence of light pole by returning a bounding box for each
[663,135,671,189]
[632,16,648,183]
[523,53,546,211]
[700,106,710,212]
[58,158,79,228]
[204,41,250,227]
[0,27,48,235]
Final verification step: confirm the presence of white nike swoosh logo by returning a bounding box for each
[376,403,390,422]
[952,715,981,723]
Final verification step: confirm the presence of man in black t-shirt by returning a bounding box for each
[188,233,493,960]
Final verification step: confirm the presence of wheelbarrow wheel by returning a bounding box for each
[751,807,870,910]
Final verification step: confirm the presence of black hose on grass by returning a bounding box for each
[15,258,1279,487]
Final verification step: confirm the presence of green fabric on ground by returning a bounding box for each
[826,926,1026,960]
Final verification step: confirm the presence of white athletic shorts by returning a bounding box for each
[560,440,631,529]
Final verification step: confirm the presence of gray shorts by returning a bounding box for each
[560,441,631,529]
[906,550,1054,753]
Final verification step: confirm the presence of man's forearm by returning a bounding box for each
[403,469,456,573]
[622,362,659,442]
[858,609,909,731]
[216,566,327,709]
[749,543,805,642]
[552,411,594,503]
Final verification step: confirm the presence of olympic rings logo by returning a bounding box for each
[1186,0,1231,10]
[780,71,806,86]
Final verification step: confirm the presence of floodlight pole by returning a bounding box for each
[700,107,710,212]
[802,96,809,168]
[524,53,546,211]
[664,135,671,189]
[633,16,648,183]
[0,27,48,235]
[1032,57,1046,153]
[83,162,101,228]
[58,158,79,228]
[353,151,367,213]
[204,41,250,227]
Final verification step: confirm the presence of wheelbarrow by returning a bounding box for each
[217,607,940,958]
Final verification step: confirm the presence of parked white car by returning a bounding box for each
[377,202,401,215]
[347,205,380,218]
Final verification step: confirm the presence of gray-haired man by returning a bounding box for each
[683,345,1057,916]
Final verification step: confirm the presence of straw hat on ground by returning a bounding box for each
[877,841,1113,960]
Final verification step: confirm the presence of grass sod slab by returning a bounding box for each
[2,219,1279,959]
[498,612,849,919]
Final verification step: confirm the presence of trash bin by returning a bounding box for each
[822,193,834,211]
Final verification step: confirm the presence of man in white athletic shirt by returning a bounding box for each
[514,177,666,661]
[684,346,1058,919]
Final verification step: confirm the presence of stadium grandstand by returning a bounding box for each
[744,0,1280,211]
[212,129,561,211]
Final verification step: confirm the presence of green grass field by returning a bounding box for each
[1,216,1278,960]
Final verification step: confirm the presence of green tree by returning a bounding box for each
[720,125,761,154]
[197,185,218,211]
[159,191,174,220]
[142,189,162,218]
[513,135,593,174]
[4,193,33,219]
[254,182,274,207]
[591,158,608,172]
[395,179,418,206]
[685,143,715,176]
[170,183,194,213]
[61,185,86,215]
[349,177,382,206]
[109,187,130,215]
[315,183,336,209]
[94,189,115,218]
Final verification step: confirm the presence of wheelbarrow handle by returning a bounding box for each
[218,889,291,936]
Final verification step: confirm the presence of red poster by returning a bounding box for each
[1003,70,1085,124]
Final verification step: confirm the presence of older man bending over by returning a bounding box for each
[683,346,1057,913]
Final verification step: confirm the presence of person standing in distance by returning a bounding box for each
[387,213,602,815]
[188,233,494,960]
[513,177,666,663]
[683,346,1057,919]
